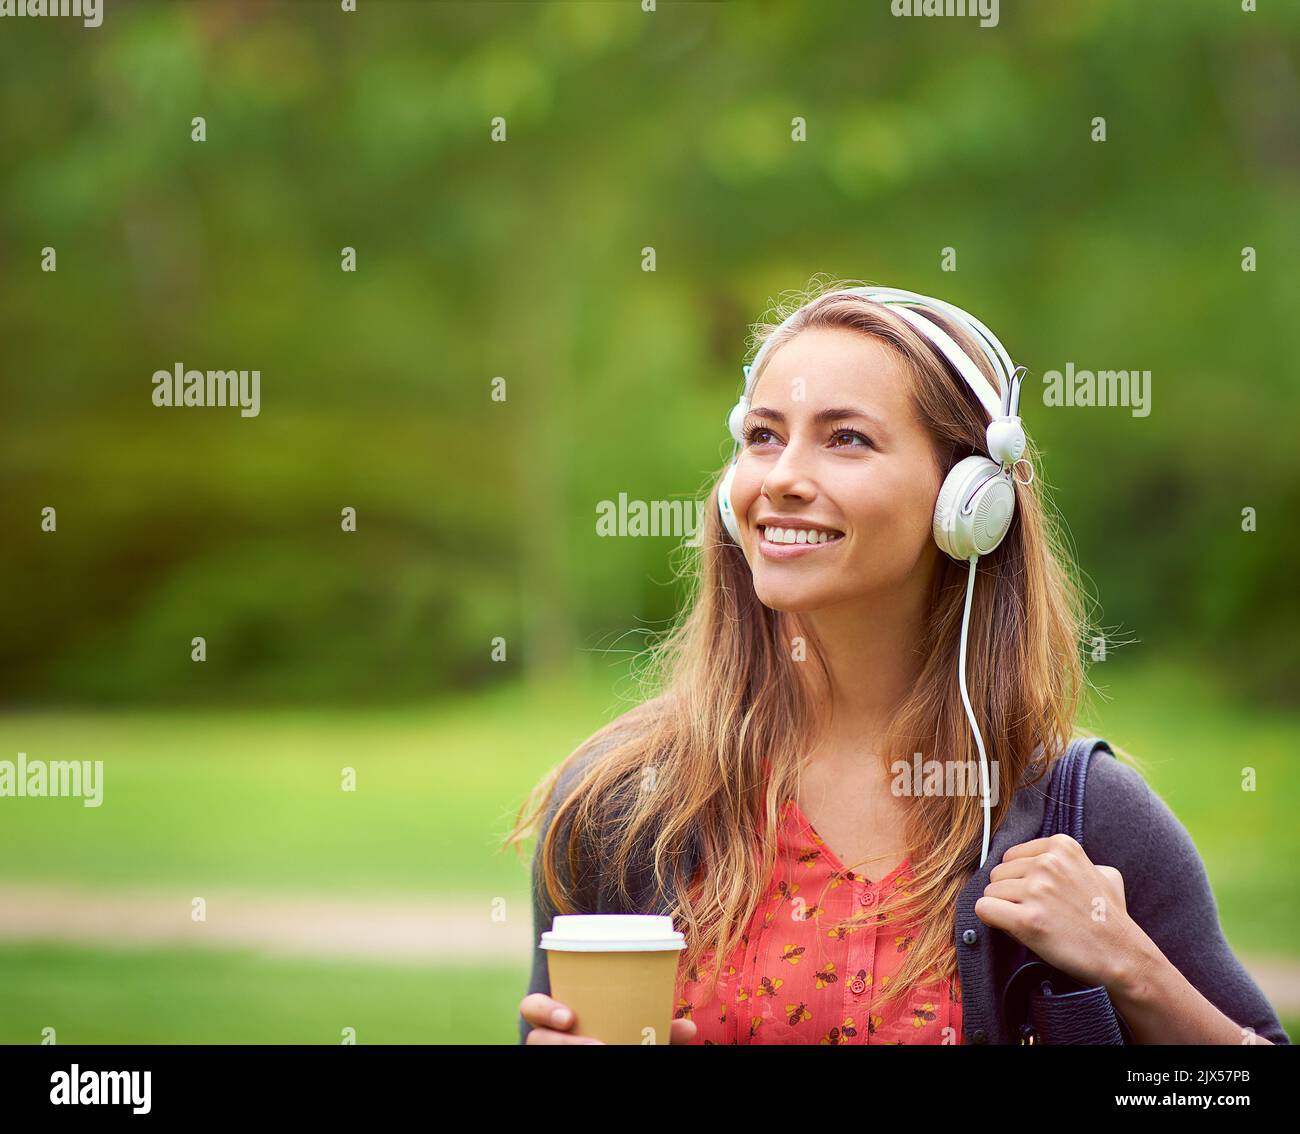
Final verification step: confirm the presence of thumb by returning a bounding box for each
[1095,864,1126,908]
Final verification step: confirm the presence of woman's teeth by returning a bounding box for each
[761,526,844,545]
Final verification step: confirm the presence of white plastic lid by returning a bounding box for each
[540,914,686,953]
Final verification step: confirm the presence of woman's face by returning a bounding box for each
[729,326,944,614]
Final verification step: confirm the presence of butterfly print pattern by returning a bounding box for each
[674,798,962,1045]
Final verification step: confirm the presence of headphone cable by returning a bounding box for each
[958,553,993,869]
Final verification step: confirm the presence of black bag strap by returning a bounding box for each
[1037,736,1114,845]
[1001,736,1132,1044]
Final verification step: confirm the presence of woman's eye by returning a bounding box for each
[743,425,777,446]
[830,429,873,449]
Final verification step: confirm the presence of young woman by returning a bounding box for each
[509,280,1289,1046]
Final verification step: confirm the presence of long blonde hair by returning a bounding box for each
[505,276,1099,1012]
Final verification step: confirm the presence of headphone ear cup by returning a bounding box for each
[727,397,750,445]
[933,455,1015,560]
[717,462,742,544]
[932,460,972,559]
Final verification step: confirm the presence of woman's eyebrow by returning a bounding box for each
[747,405,886,431]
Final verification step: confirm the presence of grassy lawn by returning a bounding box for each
[0,944,525,1044]
[0,655,1295,1044]
[0,943,1291,1045]
[0,657,1294,942]
[0,666,633,899]
[1076,661,1299,951]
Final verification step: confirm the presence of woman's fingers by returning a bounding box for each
[528,1020,692,1045]
[987,856,1034,883]
[525,1027,605,1045]
[972,893,1020,932]
[521,993,698,1044]
[670,1017,698,1045]
[519,992,575,1031]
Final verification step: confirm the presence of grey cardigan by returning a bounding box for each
[520,740,1290,1045]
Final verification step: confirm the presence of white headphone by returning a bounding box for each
[719,286,1028,559]
[716,285,1031,868]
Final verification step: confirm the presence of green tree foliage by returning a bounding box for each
[1,0,1295,705]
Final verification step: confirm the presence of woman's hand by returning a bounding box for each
[974,833,1150,990]
[520,993,699,1045]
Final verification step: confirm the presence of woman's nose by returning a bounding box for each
[761,442,818,502]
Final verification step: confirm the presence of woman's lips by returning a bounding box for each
[757,526,845,560]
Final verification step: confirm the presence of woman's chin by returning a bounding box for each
[753,583,838,615]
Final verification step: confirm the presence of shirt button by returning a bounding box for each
[971,1027,988,1044]
[850,978,867,995]
[961,928,978,945]
[858,889,877,908]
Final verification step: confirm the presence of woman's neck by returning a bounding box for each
[799,580,932,763]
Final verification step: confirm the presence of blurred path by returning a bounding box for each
[1,882,1299,1018]
[0,882,531,964]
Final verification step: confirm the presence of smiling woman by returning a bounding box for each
[508,278,1290,1047]
[730,327,945,604]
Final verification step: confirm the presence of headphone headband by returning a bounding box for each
[731,286,1019,442]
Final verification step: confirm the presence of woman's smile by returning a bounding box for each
[758,522,846,560]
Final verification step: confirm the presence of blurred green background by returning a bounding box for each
[0,0,1296,1043]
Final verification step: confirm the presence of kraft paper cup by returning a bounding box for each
[540,914,687,1045]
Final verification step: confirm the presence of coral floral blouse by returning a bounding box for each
[674,796,962,1045]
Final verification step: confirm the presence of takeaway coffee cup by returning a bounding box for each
[540,914,686,1045]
